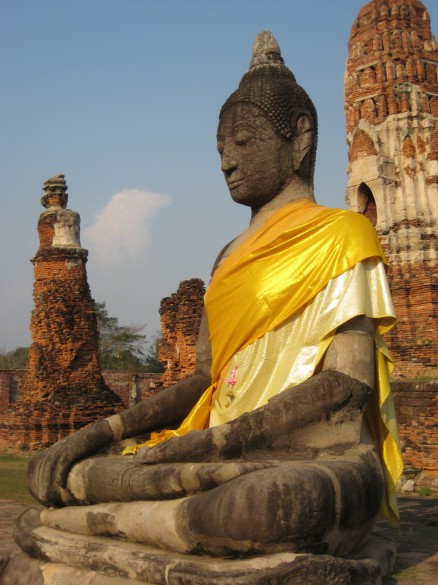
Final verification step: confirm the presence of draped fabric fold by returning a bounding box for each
[205,199,386,381]
[208,258,396,426]
[366,344,404,528]
[124,199,403,526]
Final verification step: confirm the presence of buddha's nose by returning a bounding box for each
[221,153,237,174]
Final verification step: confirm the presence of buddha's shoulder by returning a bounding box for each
[322,207,377,235]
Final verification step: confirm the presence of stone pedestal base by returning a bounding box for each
[1,509,396,585]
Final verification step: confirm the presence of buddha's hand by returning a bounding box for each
[27,419,114,507]
[134,371,369,465]
[134,424,236,464]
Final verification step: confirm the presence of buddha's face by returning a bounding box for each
[217,103,293,209]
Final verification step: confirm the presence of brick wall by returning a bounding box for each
[0,370,162,449]
[159,279,205,387]
[349,129,378,161]
[101,371,164,406]
[344,0,438,135]
[0,370,23,411]
[392,380,438,485]
[0,400,124,451]
[385,262,437,379]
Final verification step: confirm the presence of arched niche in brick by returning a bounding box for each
[349,128,377,161]
[357,182,377,227]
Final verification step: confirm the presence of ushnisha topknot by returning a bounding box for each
[220,31,317,180]
[248,31,290,71]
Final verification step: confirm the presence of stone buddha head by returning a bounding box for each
[217,32,318,209]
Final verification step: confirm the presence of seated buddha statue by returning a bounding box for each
[25,31,403,562]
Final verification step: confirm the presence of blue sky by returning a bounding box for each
[1,0,437,350]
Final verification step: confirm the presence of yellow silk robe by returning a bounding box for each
[128,199,403,526]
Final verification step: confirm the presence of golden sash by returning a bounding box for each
[205,199,387,384]
[126,199,403,526]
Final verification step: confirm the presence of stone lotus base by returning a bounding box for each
[1,509,396,585]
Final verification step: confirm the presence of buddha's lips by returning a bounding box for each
[227,178,244,190]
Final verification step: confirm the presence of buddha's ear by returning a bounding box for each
[292,114,315,172]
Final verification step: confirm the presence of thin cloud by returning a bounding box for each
[82,189,171,265]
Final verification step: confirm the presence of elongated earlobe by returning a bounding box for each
[292,114,314,172]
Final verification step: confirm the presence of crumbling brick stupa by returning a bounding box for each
[345,0,437,484]
[0,175,123,449]
[159,279,205,388]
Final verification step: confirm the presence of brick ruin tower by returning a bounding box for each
[0,175,122,449]
[345,0,437,485]
[159,279,205,387]
[344,0,437,379]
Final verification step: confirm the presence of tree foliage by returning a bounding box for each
[95,301,164,373]
[0,347,29,370]
[0,303,164,374]
[144,335,165,373]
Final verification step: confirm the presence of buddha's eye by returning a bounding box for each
[235,131,252,145]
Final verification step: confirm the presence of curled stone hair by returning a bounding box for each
[220,31,318,181]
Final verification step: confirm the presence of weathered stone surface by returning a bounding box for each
[65,456,275,504]
[22,369,386,558]
[26,373,211,507]
[4,508,394,585]
[3,551,146,585]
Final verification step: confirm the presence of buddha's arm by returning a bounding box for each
[136,316,375,465]
[27,311,212,507]
[111,310,212,438]
[321,315,375,387]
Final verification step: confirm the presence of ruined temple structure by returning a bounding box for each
[345,0,437,483]
[345,0,437,380]
[0,175,123,449]
[159,278,205,387]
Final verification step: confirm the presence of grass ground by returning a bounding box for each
[0,453,39,504]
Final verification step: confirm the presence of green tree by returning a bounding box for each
[0,305,165,374]
[0,347,29,370]
[144,335,165,373]
[94,301,149,371]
